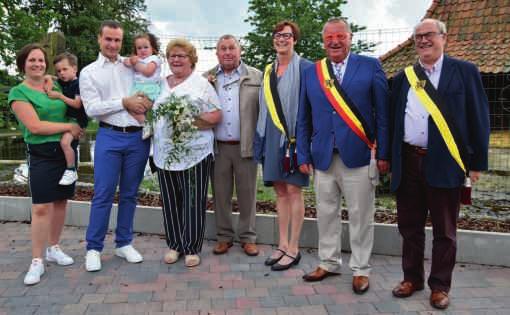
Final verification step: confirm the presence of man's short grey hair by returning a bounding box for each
[413,18,447,36]
[216,34,241,50]
[322,17,352,36]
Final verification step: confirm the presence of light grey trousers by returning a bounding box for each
[314,153,376,276]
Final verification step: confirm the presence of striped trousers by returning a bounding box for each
[157,154,213,255]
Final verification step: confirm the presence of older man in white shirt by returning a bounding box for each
[79,20,152,272]
[206,35,262,257]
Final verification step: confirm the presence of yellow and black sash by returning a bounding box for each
[263,63,294,143]
[315,58,374,149]
[404,64,468,173]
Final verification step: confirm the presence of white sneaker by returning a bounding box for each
[115,245,143,263]
[46,245,74,266]
[85,250,101,272]
[59,169,78,185]
[24,258,45,285]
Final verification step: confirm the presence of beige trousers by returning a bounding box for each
[212,143,257,243]
[314,153,376,276]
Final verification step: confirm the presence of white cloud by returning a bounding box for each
[343,0,422,29]
[342,0,432,56]
[145,0,250,36]
[145,0,433,58]
[146,0,432,36]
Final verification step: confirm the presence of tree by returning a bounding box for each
[243,0,375,70]
[0,69,18,129]
[0,0,149,71]
[0,0,54,70]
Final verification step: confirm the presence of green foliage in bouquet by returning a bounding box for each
[152,94,201,166]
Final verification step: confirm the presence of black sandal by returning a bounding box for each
[271,252,301,271]
[264,249,286,266]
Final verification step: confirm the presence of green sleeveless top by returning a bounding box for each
[8,83,69,144]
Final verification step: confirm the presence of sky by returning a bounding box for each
[2,1,433,74]
[146,0,432,36]
[145,0,433,72]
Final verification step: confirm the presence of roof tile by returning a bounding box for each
[380,0,510,76]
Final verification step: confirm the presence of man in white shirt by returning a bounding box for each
[80,20,152,272]
[205,35,262,256]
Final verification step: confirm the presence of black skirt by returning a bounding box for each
[27,141,78,204]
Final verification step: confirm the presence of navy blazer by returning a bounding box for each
[296,53,390,171]
[389,55,490,191]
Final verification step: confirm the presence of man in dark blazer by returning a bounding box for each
[389,18,489,309]
[296,17,389,294]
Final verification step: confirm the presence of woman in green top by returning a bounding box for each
[8,43,83,286]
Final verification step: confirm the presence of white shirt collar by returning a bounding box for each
[332,52,350,66]
[97,53,122,67]
[419,54,444,74]
[216,62,243,76]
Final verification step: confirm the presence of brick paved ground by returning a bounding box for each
[1,222,509,314]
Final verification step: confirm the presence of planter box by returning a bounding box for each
[0,196,31,221]
[1,196,509,267]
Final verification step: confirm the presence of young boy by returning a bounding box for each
[46,52,88,185]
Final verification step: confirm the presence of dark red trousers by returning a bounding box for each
[396,144,460,292]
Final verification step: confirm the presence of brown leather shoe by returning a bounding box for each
[392,281,425,298]
[213,241,233,255]
[241,243,259,256]
[352,276,369,294]
[430,290,449,309]
[302,267,340,282]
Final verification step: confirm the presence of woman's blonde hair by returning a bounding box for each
[166,38,198,69]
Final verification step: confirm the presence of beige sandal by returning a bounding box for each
[164,249,180,264]
[185,254,200,267]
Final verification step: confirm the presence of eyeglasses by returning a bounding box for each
[324,33,349,42]
[168,54,189,60]
[273,32,293,40]
[414,32,443,41]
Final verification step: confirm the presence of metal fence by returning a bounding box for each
[480,73,510,200]
[154,27,416,73]
[1,28,508,203]
[154,29,510,201]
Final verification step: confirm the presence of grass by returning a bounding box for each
[490,130,510,148]
[138,170,396,207]
[139,169,286,202]
[472,171,510,192]
[255,175,276,202]
[1,125,508,201]
[139,173,160,192]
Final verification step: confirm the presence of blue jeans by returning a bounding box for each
[86,127,150,251]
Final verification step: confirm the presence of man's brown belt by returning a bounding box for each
[403,142,427,156]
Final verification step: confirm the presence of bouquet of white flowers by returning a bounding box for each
[152,93,202,165]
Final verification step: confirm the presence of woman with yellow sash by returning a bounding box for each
[254,20,313,271]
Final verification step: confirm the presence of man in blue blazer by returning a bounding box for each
[389,19,489,309]
[296,17,389,294]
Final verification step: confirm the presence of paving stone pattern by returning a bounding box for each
[1,223,509,314]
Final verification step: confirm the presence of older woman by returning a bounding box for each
[254,21,312,271]
[8,43,83,285]
[153,39,222,267]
